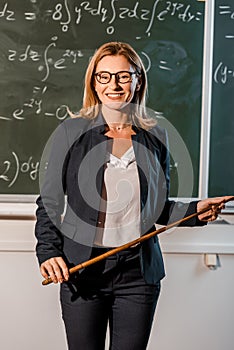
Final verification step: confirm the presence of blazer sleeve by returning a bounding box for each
[156,128,206,227]
[35,122,70,265]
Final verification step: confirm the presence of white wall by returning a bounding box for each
[0,220,66,350]
[0,218,233,350]
[149,252,234,350]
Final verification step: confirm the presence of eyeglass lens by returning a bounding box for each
[95,71,135,84]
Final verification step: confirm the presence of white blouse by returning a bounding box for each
[94,146,141,247]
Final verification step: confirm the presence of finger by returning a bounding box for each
[199,208,219,221]
[215,205,224,214]
[209,206,220,220]
[40,263,58,284]
[200,209,213,220]
[44,261,59,284]
[223,195,234,202]
[209,213,218,221]
[42,258,65,284]
[50,259,65,283]
[40,258,69,284]
[212,196,233,206]
[212,202,224,210]
[40,265,49,280]
[56,257,69,281]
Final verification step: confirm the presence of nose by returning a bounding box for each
[109,74,120,88]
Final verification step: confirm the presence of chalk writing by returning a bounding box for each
[0,152,39,188]
[3,30,151,122]
[211,4,234,85]
[0,0,205,193]
[7,37,150,83]
[218,5,234,39]
[11,84,69,121]
[8,36,86,82]
[214,61,234,85]
[209,0,234,196]
[54,0,202,36]
[0,0,202,37]
[12,85,46,120]
[219,5,234,19]
[0,2,15,21]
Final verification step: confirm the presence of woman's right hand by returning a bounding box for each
[40,257,69,284]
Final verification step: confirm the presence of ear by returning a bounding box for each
[136,82,141,91]
[136,76,142,91]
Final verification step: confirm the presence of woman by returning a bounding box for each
[35,42,231,350]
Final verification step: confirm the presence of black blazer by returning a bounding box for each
[35,115,204,284]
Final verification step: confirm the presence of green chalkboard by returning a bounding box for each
[209,0,234,196]
[0,0,205,197]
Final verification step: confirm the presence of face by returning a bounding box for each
[94,55,140,109]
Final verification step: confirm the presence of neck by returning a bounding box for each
[101,104,131,127]
[108,123,131,131]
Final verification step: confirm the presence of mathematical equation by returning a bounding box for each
[0,33,153,121]
[0,35,150,121]
[0,1,204,122]
[8,36,85,82]
[6,35,151,76]
[1,36,187,121]
[219,4,234,39]
[214,61,234,85]
[0,152,39,188]
[0,0,202,37]
[0,82,70,121]
[0,0,205,193]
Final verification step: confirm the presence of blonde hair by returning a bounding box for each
[70,42,157,129]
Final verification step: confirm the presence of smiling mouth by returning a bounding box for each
[106,93,123,98]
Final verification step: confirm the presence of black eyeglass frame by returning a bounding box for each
[94,71,138,84]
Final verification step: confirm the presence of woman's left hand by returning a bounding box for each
[197,196,234,222]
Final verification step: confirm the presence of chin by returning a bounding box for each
[103,101,131,111]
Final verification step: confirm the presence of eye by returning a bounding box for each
[98,72,110,82]
[118,72,130,80]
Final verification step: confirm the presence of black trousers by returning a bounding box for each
[60,245,161,350]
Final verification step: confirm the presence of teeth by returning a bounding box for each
[107,94,122,97]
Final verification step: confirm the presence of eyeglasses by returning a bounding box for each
[94,71,137,84]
